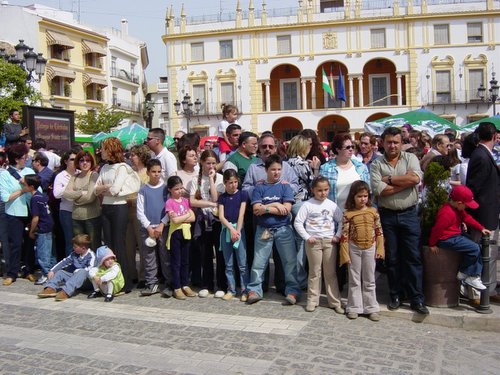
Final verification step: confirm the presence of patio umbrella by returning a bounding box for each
[459,115,500,132]
[365,108,461,137]
[92,123,149,149]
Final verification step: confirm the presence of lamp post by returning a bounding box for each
[173,94,201,133]
[477,70,499,116]
[0,39,47,83]
[144,100,155,129]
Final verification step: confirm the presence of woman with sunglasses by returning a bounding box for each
[52,148,79,257]
[320,134,370,211]
[63,150,102,251]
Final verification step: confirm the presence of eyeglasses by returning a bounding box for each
[342,145,354,150]
[69,158,75,161]
[260,144,275,150]
[173,137,180,141]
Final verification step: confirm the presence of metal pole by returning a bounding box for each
[475,233,493,314]
[493,100,496,116]
[186,112,190,133]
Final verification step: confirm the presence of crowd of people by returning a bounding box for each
[1,105,499,321]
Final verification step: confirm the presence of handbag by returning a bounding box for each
[117,163,141,197]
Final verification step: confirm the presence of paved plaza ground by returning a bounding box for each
[0,277,499,375]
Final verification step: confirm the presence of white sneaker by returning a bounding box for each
[464,276,486,290]
[457,271,467,281]
[214,290,225,298]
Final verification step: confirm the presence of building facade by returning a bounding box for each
[0,3,148,126]
[163,0,500,140]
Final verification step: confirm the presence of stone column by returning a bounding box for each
[310,78,316,109]
[301,78,307,110]
[265,81,271,112]
[396,73,403,106]
[358,76,364,107]
[348,75,354,108]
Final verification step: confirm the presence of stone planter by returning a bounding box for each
[422,246,462,308]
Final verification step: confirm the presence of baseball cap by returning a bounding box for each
[450,185,479,209]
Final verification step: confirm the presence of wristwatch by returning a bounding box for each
[265,207,270,213]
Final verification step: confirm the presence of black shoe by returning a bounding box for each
[104,294,114,302]
[410,303,429,315]
[161,287,173,298]
[388,297,401,310]
[87,290,102,299]
[136,280,146,289]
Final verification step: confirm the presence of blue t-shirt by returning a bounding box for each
[37,167,54,193]
[30,191,53,233]
[218,189,248,223]
[251,182,294,228]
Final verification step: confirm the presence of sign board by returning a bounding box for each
[22,106,75,152]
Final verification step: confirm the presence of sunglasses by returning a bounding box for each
[69,158,75,161]
[261,144,275,149]
[342,145,354,150]
[146,137,157,142]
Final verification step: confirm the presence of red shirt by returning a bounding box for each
[428,202,484,246]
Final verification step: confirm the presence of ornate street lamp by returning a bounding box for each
[1,39,47,83]
[477,70,499,116]
[174,93,201,133]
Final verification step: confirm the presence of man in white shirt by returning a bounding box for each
[145,128,177,182]
[33,138,61,171]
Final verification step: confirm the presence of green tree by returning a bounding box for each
[0,58,41,124]
[75,106,128,134]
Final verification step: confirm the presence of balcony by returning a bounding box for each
[111,69,139,85]
[112,99,141,113]
[157,82,168,92]
[426,90,484,105]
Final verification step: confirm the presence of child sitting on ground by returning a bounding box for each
[87,245,124,302]
[37,234,96,301]
[429,185,491,291]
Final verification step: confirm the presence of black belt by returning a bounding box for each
[378,205,416,213]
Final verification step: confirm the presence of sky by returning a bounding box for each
[9,0,301,83]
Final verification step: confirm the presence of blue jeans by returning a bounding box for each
[169,229,190,290]
[5,215,28,280]
[0,211,10,270]
[46,269,88,296]
[379,206,424,304]
[438,235,482,276]
[35,232,56,276]
[291,201,308,290]
[220,227,249,294]
[248,225,301,298]
[59,210,74,257]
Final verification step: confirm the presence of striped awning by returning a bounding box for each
[46,65,76,82]
[82,40,106,56]
[46,30,74,49]
[83,72,107,87]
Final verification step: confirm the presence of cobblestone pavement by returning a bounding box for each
[0,280,499,375]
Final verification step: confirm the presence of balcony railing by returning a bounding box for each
[174,0,488,26]
[111,69,139,84]
[426,89,485,105]
[113,99,141,113]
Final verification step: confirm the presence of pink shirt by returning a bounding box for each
[165,197,190,217]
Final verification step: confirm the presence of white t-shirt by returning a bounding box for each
[336,165,360,211]
[188,173,225,201]
[154,147,177,182]
[294,197,343,240]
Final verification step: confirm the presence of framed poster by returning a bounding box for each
[22,106,75,152]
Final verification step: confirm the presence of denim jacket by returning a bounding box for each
[319,157,370,202]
